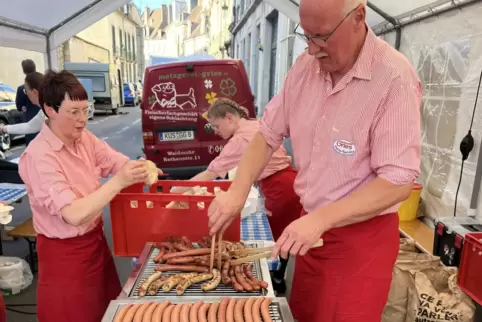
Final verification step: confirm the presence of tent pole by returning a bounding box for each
[375,0,482,36]
[366,1,401,50]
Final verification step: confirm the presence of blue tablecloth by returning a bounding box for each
[0,184,27,204]
[131,211,280,271]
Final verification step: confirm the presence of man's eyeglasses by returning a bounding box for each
[294,4,361,47]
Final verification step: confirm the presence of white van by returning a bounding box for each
[64,62,120,115]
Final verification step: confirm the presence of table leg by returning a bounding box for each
[23,238,36,273]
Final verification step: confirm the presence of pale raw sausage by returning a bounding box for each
[133,302,151,322]
[252,298,263,322]
[162,304,175,322]
[113,304,131,322]
[198,303,211,322]
[190,301,204,322]
[226,298,236,322]
[208,302,219,322]
[260,299,272,322]
[122,304,141,322]
[152,301,170,321]
[171,304,182,322]
[234,299,246,322]
[218,298,230,322]
[243,299,255,322]
[142,302,158,322]
[180,303,192,322]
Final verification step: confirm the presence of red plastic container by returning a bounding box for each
[458,232,482,305]
[110,180,240,257]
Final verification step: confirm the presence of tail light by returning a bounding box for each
[143,131,154,145]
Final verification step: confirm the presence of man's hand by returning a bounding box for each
[114,160,149,188]
[208,190,246,235]
[271,213,327,259]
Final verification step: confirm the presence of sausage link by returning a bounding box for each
[208,302,219,322]
[198,303,211,322]
[235,265,253,292]
[218,298,229,322]
[171,304,182,322]
[167,256,197,265]
[152,301,170,321]
[161,304,175,322]
[155,265,209,273]
[234,299,246,322]
[242,267,260,291]
[201,268,221,292]
[133,302,151,322]
[181,303,192,322]
[123,304,141,322]
[226,298,236,322]
[222,260,231,284]
[163,248,212,260]
[148,276,169,295]
[154,250,165,263]
[244,264,268,289]
[143,302,157,322]
[138,272,162,297]
[252,298,263,322]
[174,242,191,252]
[113,304,131,322]
[243,298,255,322]
[260,299,272,322]
[190,301,204,322]
[181,236,193,246]
[229,267,244,292]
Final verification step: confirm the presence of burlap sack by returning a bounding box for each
[382,252,442,322]
[400,238,417,253]
[406,268,475,322]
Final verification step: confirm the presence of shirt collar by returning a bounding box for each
[40,122,83,151]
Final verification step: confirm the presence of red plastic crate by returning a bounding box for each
[458,232,482,305]
[110,180,240,257]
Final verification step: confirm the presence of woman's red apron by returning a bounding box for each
[289,211,400,322]
[259,166,303,240]
[36,223,121,322]
[0,294,5,322]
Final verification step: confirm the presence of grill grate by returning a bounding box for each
[130,243,267,297]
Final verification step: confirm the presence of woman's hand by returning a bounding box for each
[114,160,149,188]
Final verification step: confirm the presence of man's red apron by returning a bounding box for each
[289,211,400,322]
[259,166,303,240]
[36,223,121,322]
[0,294,6,322]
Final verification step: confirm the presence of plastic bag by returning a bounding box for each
[0,257,33,294]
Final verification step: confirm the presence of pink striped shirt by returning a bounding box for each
[18,123,128,238]
[260,28,422,214]
[208,119,291,180]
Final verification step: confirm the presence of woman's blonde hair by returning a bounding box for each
[207,98,250,120]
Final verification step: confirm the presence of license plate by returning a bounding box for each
[159,131,194,141]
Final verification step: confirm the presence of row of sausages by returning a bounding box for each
[113,298,273,322]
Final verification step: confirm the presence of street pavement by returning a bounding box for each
[4,106,144,321]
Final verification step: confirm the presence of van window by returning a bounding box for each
[76,76,105,92]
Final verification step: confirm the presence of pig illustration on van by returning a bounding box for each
[151,82,197,109]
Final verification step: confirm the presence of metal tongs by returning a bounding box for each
[228,239,324,265]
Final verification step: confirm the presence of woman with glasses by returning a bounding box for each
[0,72,45,136]
[18,70,158,322]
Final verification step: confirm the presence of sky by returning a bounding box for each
[133,0,171,10]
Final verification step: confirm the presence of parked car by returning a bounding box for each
[0,82,24,151]
[140,59,255,179]
[123,83,137,106]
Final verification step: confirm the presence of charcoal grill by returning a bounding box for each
[120,242,275,298]
[101,297,294,322]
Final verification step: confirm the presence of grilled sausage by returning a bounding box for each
[163,248,212,260]
[198,303,211,322]
[201,268,221,292]
[252,298,263,322]
[113,304,131,322]
[163,275,182,292]
[208,302,219,322]
[171,304,182,322]
[152,301,170,322]
[181,236,192,246]
[218,298,229,322]
[226,298,236,322]
[234,299,246,322]
[260,299,272,322]
[190,301,204,322]
[190,273,214,284]
[154,250,165,264]
[133,302,151,322]
[122,304,141,322]
[176,277,192,295]
[161,304,175,322]
[244,264,268,289]
[243,299,255,322]
[167,256,197,265]
[229,267,244,292]
[142,302,158,322]
[242,265,260,291]
[173,242,191,252]
[148,276,169,295]
[180,303,192,322]
[235,265,253,292]
[138,271,162,296]
[222,260,232,284]
[155,265,209,273]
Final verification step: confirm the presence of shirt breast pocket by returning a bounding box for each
[328,122,369,166]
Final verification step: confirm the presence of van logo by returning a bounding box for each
[333,139,356,155]
[202,111,208,120]
[150,82,197,110]
[220,78,237,97]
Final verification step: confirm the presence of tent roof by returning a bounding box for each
[0,0,131,55]
[265,0,471,32]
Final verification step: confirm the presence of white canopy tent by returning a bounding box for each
[263,0,482,221]
[0,0,131,69]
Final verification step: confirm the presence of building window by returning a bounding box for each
[236,44,239,59]
[268,11,279,100]
[246,33,251,78]
[253,24,261,99]
[112,26,116,56]
[119,29,123,55]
